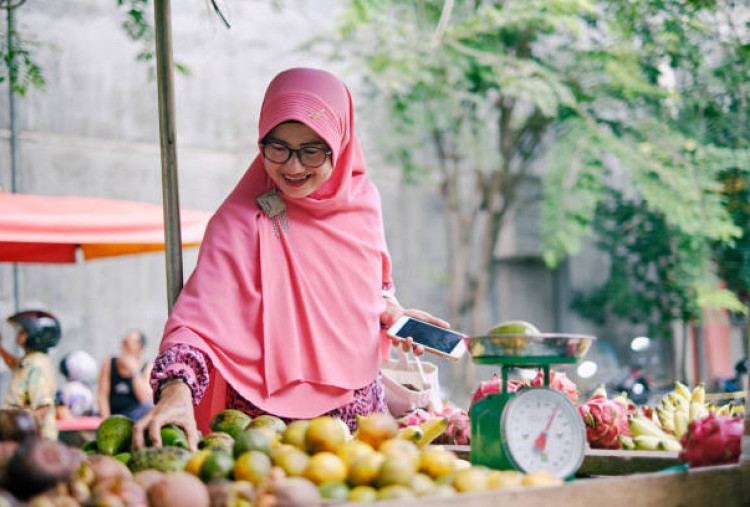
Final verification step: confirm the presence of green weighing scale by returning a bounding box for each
[465,332,596,479]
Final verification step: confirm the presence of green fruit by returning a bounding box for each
[318,480,349,501]
[145,424,189,449]
[199,450,235,483]
[209,410,251,439]
[199,431,235,453]
[247,415,287,434]
[80,440,98,454]
[114,452,131,465]
[96,415,134,456]
[487,320,540,336]
[233,429,272,458]
[348,485,378,503]
[128,446,192,473]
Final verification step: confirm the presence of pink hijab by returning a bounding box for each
[160,68,392,428]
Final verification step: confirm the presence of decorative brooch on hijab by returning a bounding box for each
[257,189,289,237]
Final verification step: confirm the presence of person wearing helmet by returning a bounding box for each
[0,310,61,439]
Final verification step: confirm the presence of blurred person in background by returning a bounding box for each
[55,350,98,419]
[0,310,61,439]
[98,329,153,420]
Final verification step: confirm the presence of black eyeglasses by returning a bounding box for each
[261,141,332,168]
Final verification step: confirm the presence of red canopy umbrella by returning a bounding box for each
[0,193,212,263]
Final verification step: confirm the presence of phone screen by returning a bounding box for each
[393,318,463,354]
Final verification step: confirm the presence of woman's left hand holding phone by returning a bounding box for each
[380,295,451,356]
[132,380,200,451]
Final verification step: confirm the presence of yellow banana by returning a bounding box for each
[690,383,705,405]
[689,401,708,423]
[706,403,716,414]
[674,381,692,403]
[671,396,689,419]
[396,425,423,444]
[673,410,688,440]
[716,403,730,417]
[730,403,745,417]
[658,439,682,452]
[416,417,447,448]
[618,435,636,450]
[629,414,672,441]
[656,407,675,434]
[661,397,676,415]
[634,435,661,451]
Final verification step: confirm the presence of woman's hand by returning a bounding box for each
[132,380,199,451]
[380,296,451,356]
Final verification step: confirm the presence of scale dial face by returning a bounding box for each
[501,387,586,478]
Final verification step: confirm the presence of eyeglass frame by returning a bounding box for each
[260,139,332,168]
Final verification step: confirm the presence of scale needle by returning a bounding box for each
[534,408,558,452]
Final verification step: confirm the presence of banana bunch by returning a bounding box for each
[627,411,682,452]
[706,401,745,418]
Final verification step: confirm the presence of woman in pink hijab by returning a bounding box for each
[133,68,450,450]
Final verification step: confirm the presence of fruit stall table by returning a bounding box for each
[355,461,750,507]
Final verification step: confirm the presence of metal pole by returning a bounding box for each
[6,5,20,312]
[153,0,183,314]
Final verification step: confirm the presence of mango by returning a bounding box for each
[209,410,251,439]
[233,429,272,458]
[247,415,286,434]
[198,431,235,454]
[128,446,192,473]
[96,415,134,456]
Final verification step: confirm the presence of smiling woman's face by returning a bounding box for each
[262,122,333,199]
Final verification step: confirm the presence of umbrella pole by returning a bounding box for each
[6,4,21,312]
[153,0,183,314]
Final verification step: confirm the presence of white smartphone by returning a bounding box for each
[387,316,467,361]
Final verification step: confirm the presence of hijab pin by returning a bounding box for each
[257,189,289,237]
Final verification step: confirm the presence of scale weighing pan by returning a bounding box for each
[465,333,596,366]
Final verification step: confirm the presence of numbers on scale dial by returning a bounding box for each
[502,388,585,478]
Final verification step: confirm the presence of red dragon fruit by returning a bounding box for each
[678,413,743,467]
[470,373,520,405]
[530,370,579,405]
[578,385,631,449]
[437,401,471,445]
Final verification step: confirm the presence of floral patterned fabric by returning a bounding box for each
[3,351,58,439]
[151,343,386,431]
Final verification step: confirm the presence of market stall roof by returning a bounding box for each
[0,193,212,263]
